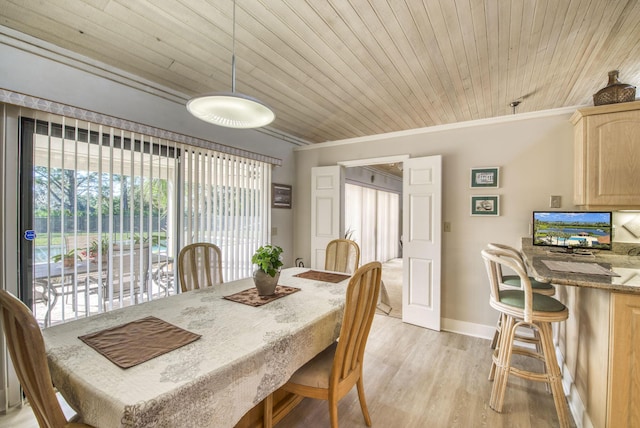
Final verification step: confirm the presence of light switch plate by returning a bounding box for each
[550,195,561,208]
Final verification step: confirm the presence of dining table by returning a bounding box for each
[42,267,350,428]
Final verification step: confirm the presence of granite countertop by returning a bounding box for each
[520,238,640,294]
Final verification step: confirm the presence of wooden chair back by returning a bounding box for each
[331,261,382,391]
[325,239,360,274]
[178,242,224,292]
[0,289,74,427]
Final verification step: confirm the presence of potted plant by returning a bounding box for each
[88,235,110,264]
[251,244,283,296]
[52,249,82,267]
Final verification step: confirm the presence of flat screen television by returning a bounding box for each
[532,211,612,253]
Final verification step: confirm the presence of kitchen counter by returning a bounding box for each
[520,238,640,293]
[519,238,640,428]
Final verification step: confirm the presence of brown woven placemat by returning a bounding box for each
[223,285,300,307]
[293,270,351,283]
[78,316,201,369]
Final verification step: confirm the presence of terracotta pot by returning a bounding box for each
[253,269,280,296]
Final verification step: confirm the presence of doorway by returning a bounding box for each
[312,155,441,330]
[343,165,403,318]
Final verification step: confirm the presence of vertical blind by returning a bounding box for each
[180,148,271,282]
[345,183,400,264]
[26,114,271,327]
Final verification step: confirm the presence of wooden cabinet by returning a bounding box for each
[571,100,640,208]
[555,285,611,428]
[607,292,640,427]
[555,287,640,428]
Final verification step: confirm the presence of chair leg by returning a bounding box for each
[328,396,339,428]
[263,393,273,428]
[490,315,501,349]
[533,328,551,394]
[539,322,571,428]
[489,313,505,381]
[490,314,515,412]
[356,377,372,426]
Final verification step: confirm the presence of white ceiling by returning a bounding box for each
[2,0,640,144]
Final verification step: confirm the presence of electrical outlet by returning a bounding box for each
[550,195,561,208]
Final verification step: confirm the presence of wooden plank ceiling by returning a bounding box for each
[2,0,640,144]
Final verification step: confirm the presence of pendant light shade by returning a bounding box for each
[187,0,275,129]
[187,92,275,129]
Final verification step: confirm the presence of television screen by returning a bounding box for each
[532,211,612,252]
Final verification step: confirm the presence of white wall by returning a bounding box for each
[294,111,577,332]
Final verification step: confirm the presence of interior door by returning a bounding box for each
[310,166,344,269]
[402,156,442,330]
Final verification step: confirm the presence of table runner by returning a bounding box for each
[294,270,351,283]
[78,316,201,368]
[223,285,300,306]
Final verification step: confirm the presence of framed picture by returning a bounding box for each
[470,167,500,188]
[272,183,292,209]
[471,195,500,216]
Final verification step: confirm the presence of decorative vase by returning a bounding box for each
[63,257,75,268]
[253,269,280,296]
[593,70,636,106]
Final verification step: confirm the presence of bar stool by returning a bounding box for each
[481,248,571,428]
[487,243,555,349]
[487,243,554,294]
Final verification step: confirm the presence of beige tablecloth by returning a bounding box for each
[42,268,348,427]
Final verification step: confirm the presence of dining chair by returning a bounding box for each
[178,242,224,292]
[280,261,382,428]
[0,289,93,428]
[481,248,570,427]
[324,239,360,274]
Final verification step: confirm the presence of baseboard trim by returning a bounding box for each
[441,318,495,340]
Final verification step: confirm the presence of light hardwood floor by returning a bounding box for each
[276,314,575,428]
[1,314,574,428]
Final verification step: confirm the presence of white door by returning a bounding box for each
[402,156,442,330]
[310,166,344,269]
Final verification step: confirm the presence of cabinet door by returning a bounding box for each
[608,292,640,427]
[583,112,640,206]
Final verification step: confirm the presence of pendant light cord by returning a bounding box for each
[185,0,275,128]
[231,0,236,93]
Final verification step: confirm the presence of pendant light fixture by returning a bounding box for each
[187,0,275,129]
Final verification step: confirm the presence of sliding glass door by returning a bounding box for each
[20,114,271,327]
[21,117,177,326]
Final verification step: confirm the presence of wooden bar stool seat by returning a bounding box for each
[481,248,571,428]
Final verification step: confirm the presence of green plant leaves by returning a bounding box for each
[251,244,283,277]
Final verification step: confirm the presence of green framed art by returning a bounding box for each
[470,167,500,188]
[471,195,500,216]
